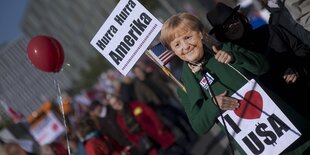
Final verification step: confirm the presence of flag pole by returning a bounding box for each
[145,50,186,92]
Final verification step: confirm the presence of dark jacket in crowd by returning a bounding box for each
[225,24,310,121]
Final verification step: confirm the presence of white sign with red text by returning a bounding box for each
[218,79,300,155]
[29,112,65,145]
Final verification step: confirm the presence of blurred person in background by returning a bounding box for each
[40,144,56,155]
[2,143,28,155]
[77,116,129,155]
[206,2,310,121]
[88,99,132,148]
[68,134,87,155]
[259,0,310,46]
[132,65,194,143]
[106,94,188,155]
[117,76,137,104]
[50,135,71,155]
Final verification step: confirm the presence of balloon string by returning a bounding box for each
[54,79,71,155]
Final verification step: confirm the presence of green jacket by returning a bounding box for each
[177,42,310,154]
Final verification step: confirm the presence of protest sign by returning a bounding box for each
[91,0,162,75]
[218,79,301,155]
[29,112,65,145]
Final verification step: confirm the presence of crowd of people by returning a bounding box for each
[2,59,197,155]
[42,60,197,155]
[0,59,197,155]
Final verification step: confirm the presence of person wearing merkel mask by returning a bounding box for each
[160,12,310,155]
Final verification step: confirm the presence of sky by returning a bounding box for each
[0,1,28,44]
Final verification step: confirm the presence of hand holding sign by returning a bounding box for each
[213,90,239,110]
[212,46,234,64]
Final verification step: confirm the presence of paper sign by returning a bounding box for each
[29,112,65,145]
[90,0,162,75]
[218,79,300,155]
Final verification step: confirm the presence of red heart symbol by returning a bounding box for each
[52,123,59,131]
[234,90,263,119]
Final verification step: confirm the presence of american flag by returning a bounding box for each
[148,43,175,66]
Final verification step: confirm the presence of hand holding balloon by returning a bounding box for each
[27,36,64,73]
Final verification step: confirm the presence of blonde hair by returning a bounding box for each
[160,12,204,50]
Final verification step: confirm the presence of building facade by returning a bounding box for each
[0,35,71,118]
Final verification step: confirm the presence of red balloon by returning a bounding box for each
[27,36,64,73]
